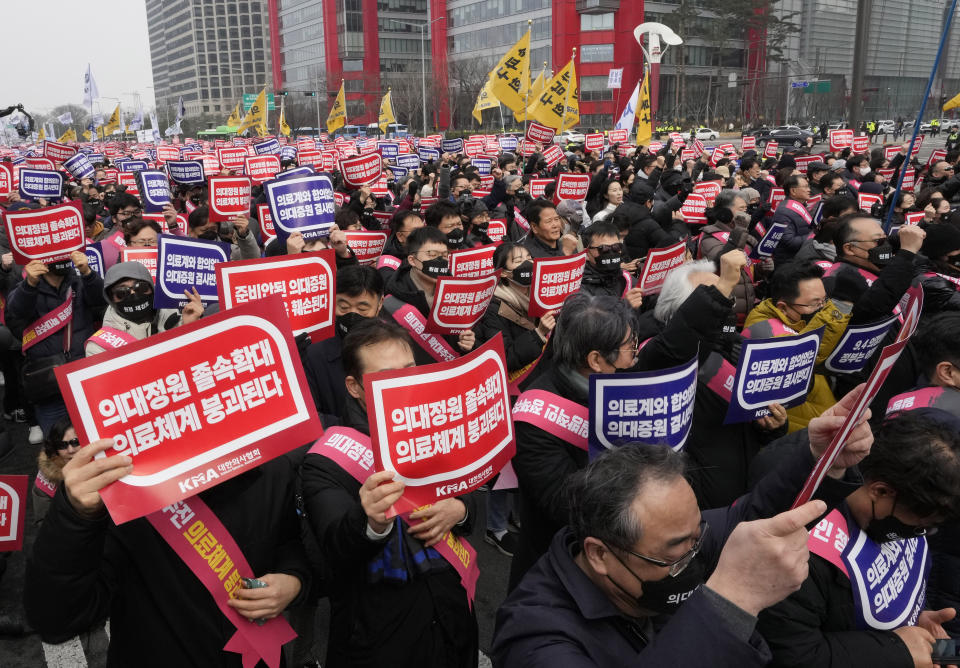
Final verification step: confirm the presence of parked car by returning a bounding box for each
[694,127,719,140]
[555,129,586,145]
[759,126,815,148]
[876,120,895,133]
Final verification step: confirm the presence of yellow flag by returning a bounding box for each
[327,81,347,134]
[527,57,579,131]
[103,104,121,135]
[514,68,547,122]
[379,89,396,134]
[57,128,76,142]
[279,97,291,137]
[237,89,267,135]
[472,79,499,124]
[83,129,92,141]
[945,91,960,112]
[37,126,46,141]
[226,101,242,126]
[635,73,653,147]
[488,29,530,115]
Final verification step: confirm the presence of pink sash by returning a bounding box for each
[86,326,138,351]
[385,297,460,363]
[511,389,588,451]
[807,508,850,576]
[376,255,401,271]
[785,199,813,226]
[513,206,530,232]
[146,497,297,668]
[22,290,73,352]
[308,427,480,607]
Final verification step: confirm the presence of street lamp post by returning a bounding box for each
[390,17,445,136]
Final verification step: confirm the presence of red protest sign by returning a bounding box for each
[55,295,323,524]
[858,192,882,212]
[156,145,179,163]
[741,135,757,151]
[553,173,590,203]
[217,146,248,170]
[769,187,786,209]
[927,149,947,168]
[693,180,722,206]
[464,140,484,157]
[449,243,498,278]
[201,154,220,177]
[829,129,853,152]
[851,135,870,153]
[343,230,389,265]
[117,171,139,196]
[640,240,687,296]
[3,200,86,265]
[25,157,55,171]
[43,140,77,163]
[584,133,604,152]
[763,141,779,158]
[257,203,276,241]
[883,145,900,161]
[119,247,158,281]
[528,252,586,318]
[609,129,628,143]
[366,334,514,511]
[298,149,323,169]
[0,475,28,552]
[679,193,707,225]
[526,122,556,145]
[340,153,382,188]
[905,211,925,226]
[208,176,251,223]
[0,163,12,197]
[217,251,336,338]
[427,274,497,334]
[487,219,507,242]
[542,144,565,169]
[528,178,553,199]
[244,155,281,184]
[902,168,916,192]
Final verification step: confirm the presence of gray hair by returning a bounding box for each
[714,189,744,210]
[553,293,635,369]
[567,443,686,551]
[653,259,715,324]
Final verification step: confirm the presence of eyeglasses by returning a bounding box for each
[59,438,80,449]
[117,208,141,217]
[129,238,157,247]
[589,243,624,254]
[787,298,826,311]
[417,250,449,261]
[849,237,887,248]
[618,336,640,358]
[111,282,153,300]
[623,519,708,577]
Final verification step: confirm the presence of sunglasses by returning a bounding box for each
[589,243,624,254]
[111,282,153,300]
[59,438,80,449]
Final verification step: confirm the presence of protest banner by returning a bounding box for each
[339,153,382,188]
[208,176,252,223]
[278,166,315,181]
[343,230,389,265]
[858,191,882,213]
[442,138,464,154]
[679,192,707,225]
[100,229,125,272]
[0,163,13,197]
[471,157,492,175]
[366,334,514,512]
[525,122,556,145]
[498,135,519,152]
[902,167,916,192]
[396,154,420,170]
[584,133,604,152]
[528,178,552,199]
[553,173,590,203]
[217,251,336,339]
[754,221,788,258]
[904,212,925,226]
[0,475,28,552]
[883,145,901,162]
[528,252,586,318]
[166,160,206,185]
[136,170,171,213]
[588,356,698,457]
[377,142,400,160]
[824,316,899,375]
[19,168,64,200]
[541,144,564,169]
[463,139,484,157]
[297,149,323,169]
[829,129,854,152]
[155,234,231,309]
[253,138,281,155]
[486,219,508,242]
[763,141,779,158]
[693,180,722,206]
[768,186,786,210]
[55,295,322,524]
[120,247,159,281]
[63,153,95,180]
[264,173,336,243]
[426,275,497,334]
[449,243,498,278]
[256,203,276,241]
[608,129,628,144]
[24,157,55,171]
[42,140,77,162]
[418,147,440,163]
[116,160,148,173]
[217,146,248,171]
[724,328,823,424]
[638,240,687,296]
[201,154,220,177]
[156,145,180,163]
[741,135,757,150]
[85,242,105,277]
[117,172,140,197]
[927,149,947,168]
[852,135,870,153]
[3,201,85,265]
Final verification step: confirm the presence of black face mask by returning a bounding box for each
[510,260,533,286]
[596,250,623,275]
[419,257,449,278]
[197,228,218,241]
[116,295,154,323]
[48,261,73,276]
[336,311,374,338]
[798,307,822,325]
[868,242,894,268]
[607,549,705,616]
[446,227,466,247]
[865,500,927,544]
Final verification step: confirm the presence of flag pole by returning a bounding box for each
[522,20,532,136]
[559,48,576,135]
[498,103,505,133]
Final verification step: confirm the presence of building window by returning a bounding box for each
[580,43,614,62]
[343,59,364,72]
[580,75,613,101]
[580,13,614,31]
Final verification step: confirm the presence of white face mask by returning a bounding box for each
[859,166,871,176]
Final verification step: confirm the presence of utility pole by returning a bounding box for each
[849,0,873,133]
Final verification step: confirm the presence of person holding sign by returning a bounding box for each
[382,227,475,365]
[7,250,106,435]
[578,222,644,309]
[300,320,478,668]
[185,206,260,260]
[494,389,875,667]
[521,201,566,259]
[758,412,960,668]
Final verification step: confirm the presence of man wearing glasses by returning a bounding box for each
[493,390,874,667]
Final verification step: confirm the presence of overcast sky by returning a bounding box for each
[5,0,155,115]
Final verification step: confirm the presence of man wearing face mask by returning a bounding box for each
[758,412,960,668]
[186,206,260,260]
[424,200,468,250]
[7,251,107,434]
[84,262,203,357]
[494,388,874,667]
[915,223,960,313]
[382,226,475,365]
[771,175,815,265]
[578,222,644,309]
[302,265,384,421]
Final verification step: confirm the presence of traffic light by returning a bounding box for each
[303,92,316,97]
[277,90,288,96]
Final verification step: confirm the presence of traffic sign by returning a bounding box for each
[243,93,276,111]
[791,81,809,89]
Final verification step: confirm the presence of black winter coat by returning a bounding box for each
[474,293,545,374]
